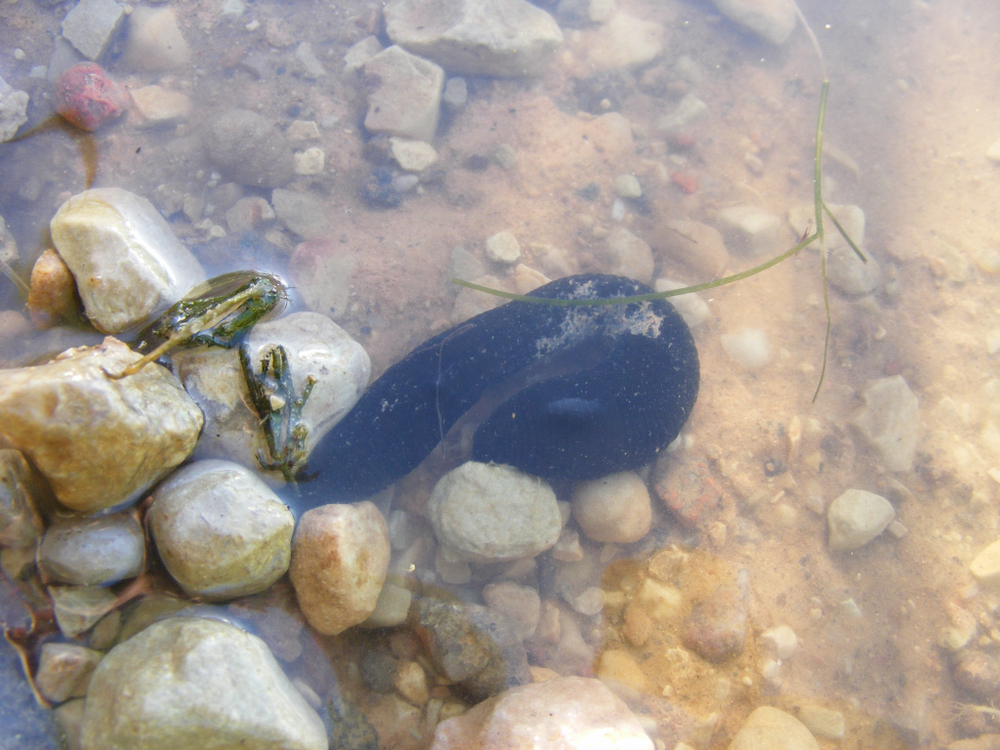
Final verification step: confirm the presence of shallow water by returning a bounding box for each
[2,0,1000,747]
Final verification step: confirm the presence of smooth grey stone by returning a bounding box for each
[202,109,294,188]
[271,189,332,239]
[38,511,144,586]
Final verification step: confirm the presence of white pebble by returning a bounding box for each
[614,174,642,198]
[485,231,521,264]
[720,328,772,370]
[827,489,895,551]
[761,624,798,659]
[610,198,625,221]
[572,472,651,544]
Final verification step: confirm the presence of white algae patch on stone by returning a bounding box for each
[721,328,772,371]
[827,489,895,551]
[289,501,391,636]
[427,461,561,562]
[0,338,202,514]
[149,460,294,601]
[571,471,652,544]
[727,706,818,750]
[851,375,920,472]
[80,617,328,750]
[429,675,653,750]
[50,188,206,333]
[363,45,444,142]
[384,0,563,78]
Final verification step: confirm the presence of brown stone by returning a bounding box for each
[27,248,81,328]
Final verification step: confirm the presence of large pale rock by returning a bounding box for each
[727,706,818,750]
[0,338,202,513]
[50,188,206,333]
[430,676,653,750]
[289,502,390,635]
[851,375,920,472]
[363,45,444,142]
[148,460,294,600]
[712,0,798,45]
[38,510,145,586]
[827,489,895,551]
[427,462,561,562]
[384,0,563,77]
[80,617,328,750]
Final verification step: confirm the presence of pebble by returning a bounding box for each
[939,603,978,651]
[287,120,320,141]
[289,237,357,320]
[343,35,383,72]
[384,0,563,77]
[61,0,125,60]
[0,76,29,142]
[728,706,819,750]
[485,230,521,264]
[796,705,845,740]
[584,13,664,71]
[50,187,206,333]
[363,45,444,142]
[0,449,45,549]
[49,584,117,637]
[442,77,468,110]
[482,581,541,639]
[293,147,325,175]
[38,510,144,586]
[426,461,561,562]
[850,375,920,472]
[761,624,798,660]
[954,650,1000,700]
[124,7,190,71]
[35,643,103,704]
[683,570,749,662]
[430,675,653,750]
[711,0,798,45]
[388,137,437,172]
[654,279,710,328]
[54,62,129,131]
[202,109,294,188]
[360,580,413,628]
[603,226,654,283]
[148,460,294,600]
[789,203,878,294]
[413,598,529,702]
[653,218,730,277]
[716,204,783,258]
[394,661,429,707]
[294,41,326,77]
[289,501,390,635]
[80,617,328,750]
[657,93,710,134]
[271,188,333,239]
[0,338,202,514]
[826,489,895,551]
[571,472,652,544]
[224,196,275,233]
[130,85,192,128]
[721,328,772,370]
[970,540,1000,587]
[614,174,642,198]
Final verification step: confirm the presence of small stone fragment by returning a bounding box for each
[271,189,333,239]
[55,62,129,131]
[481,582,541,640]
[682,570,749,662]
[427,462,561,562]
[0,450,45,549]
[61,0,125,60]
[572,472,651,544]
[657,93,710,134]
[289,502,390,635]
[389,137,438,171]
[50,187,206,333]
[954,650,1000,700]
[203,109,294,188]
[789,203,877,294]
[850,376,920,472]
[287,120,320,141]
[728,706,818,750]
[224,196,275,233]
[827,489,895,551]
[442,77,468,110]
[360,581,413,628]
[343,35,383,72]
[363,45,444,142]
[430,675,653,750]
[971,540,1000,587]
[35,643,103,704]
[614,174,642,198]
[721,328,772,370]
[0,338,202,513]
[130,85,191,128]
[651,218,730,277]
[38,511,145,586]
[603,226,653,283]
[716,204,783,258]
[711,0,798,45]
[796,705,845,740]
[761,624,798,660]
[293,148,325,176]
[584,13,664,71]
[124,7,191,71]
[49,585,117,637]
[80,617,328,750]
[485,231,521,264]
[0,76,29,142]
[384,0,563,77]
[290,238,357,320]
[394,661,429,707]
[149,460,294,600]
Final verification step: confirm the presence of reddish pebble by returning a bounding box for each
[670,172,698,194]
[668,132,697,149]
[55,62,129,131]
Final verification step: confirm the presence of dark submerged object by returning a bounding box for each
[299,274,700,504]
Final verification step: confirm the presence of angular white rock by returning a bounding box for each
[851,375,920,472]
[384,0,563,77]
[970,539,1000,586]
[427,462,561,562]
[289,501,390,636]
[363,45,444,142]
[485,231,521,264]
[827,489,895,551]
[50,188,206,333]
[390,137,438,171]
[0,77,29,142]
[0,337,202,513]
[149,460,294,600]
[571,472,652,544]
[716,204,783,258]
[80,617,328,750]
[430,676,653,750]
[761,624,798,660]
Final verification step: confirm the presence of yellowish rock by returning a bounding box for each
[971,539,1000,586]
